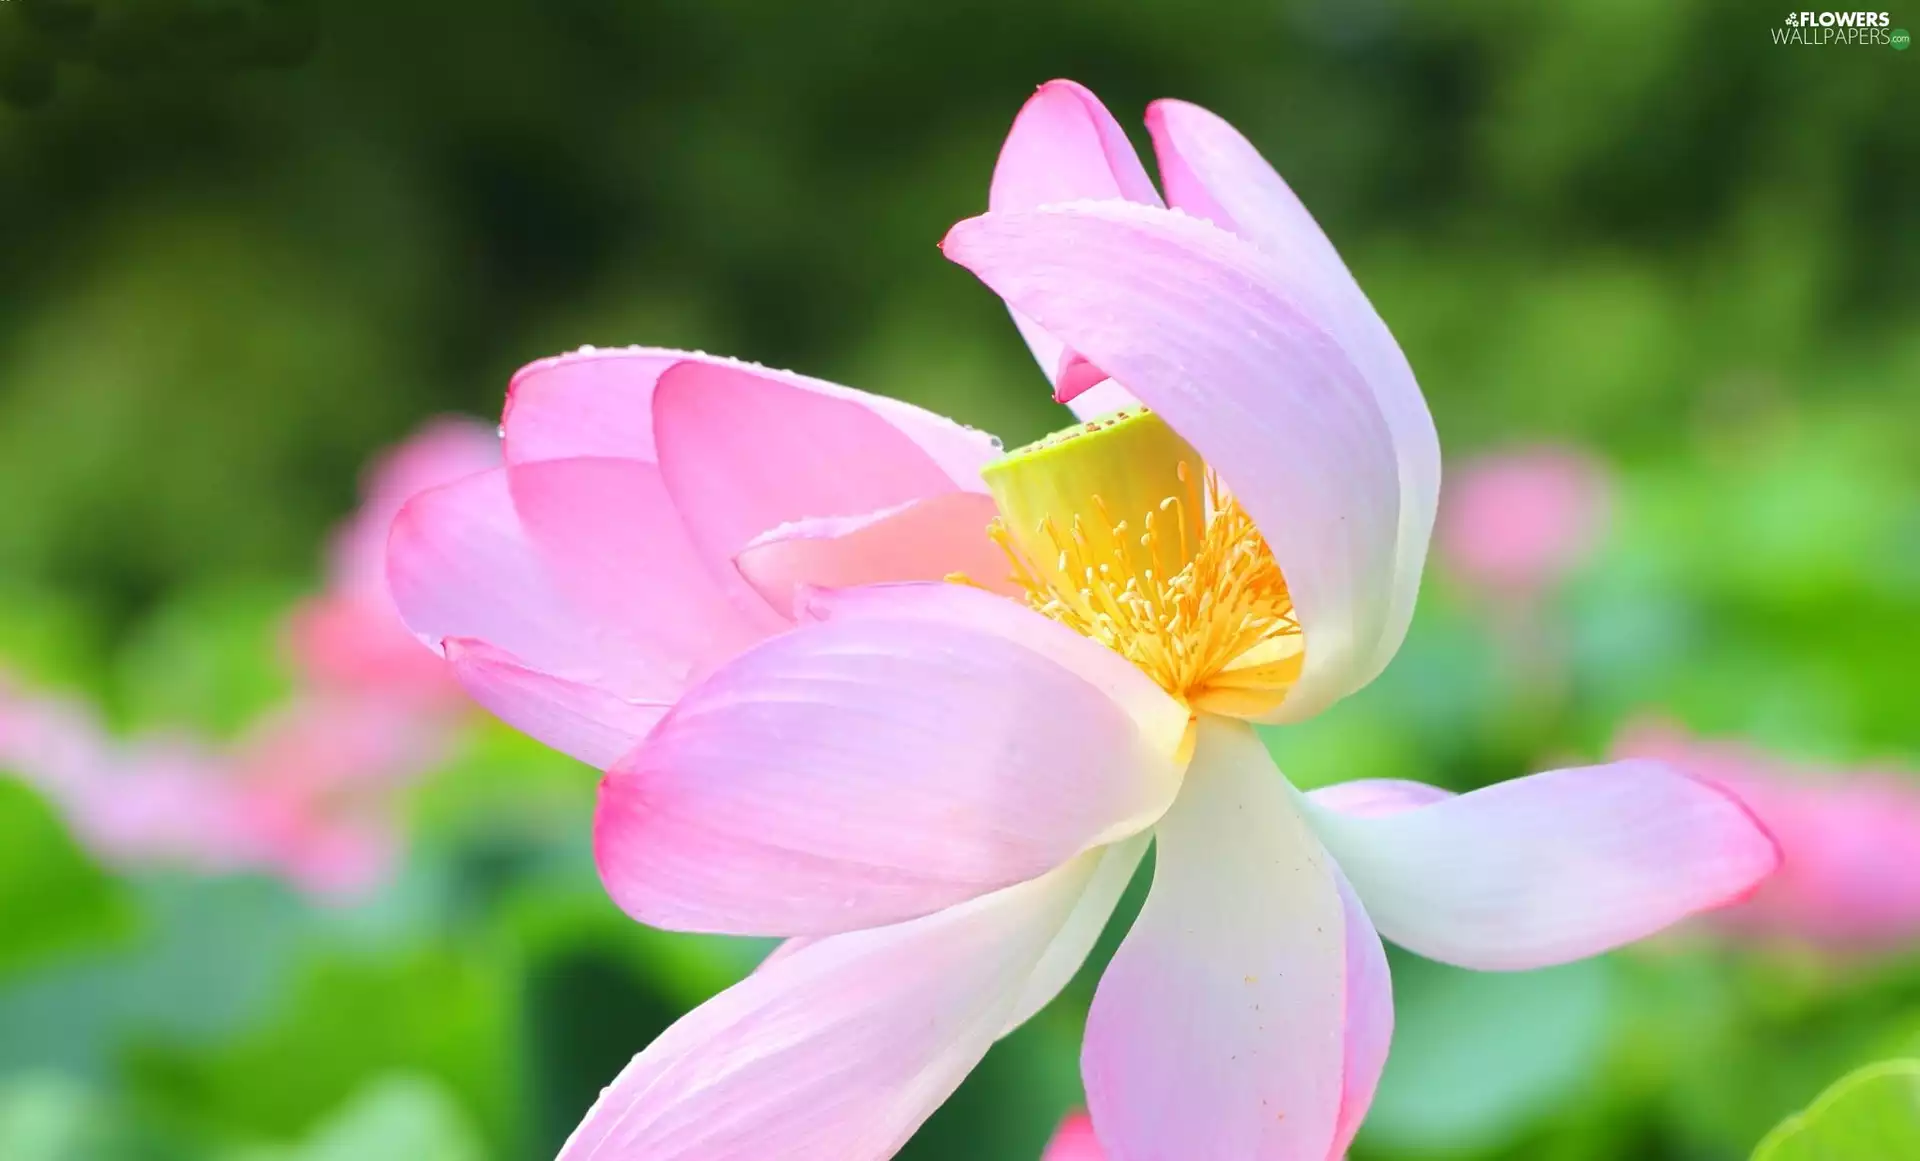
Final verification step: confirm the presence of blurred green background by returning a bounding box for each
[1,0,1917,1158]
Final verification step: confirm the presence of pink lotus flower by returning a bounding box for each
[1617,718,1920,952]
[1043,1112,1107,1161]
[387,81,1778,1161]
[1435,447,1611,599]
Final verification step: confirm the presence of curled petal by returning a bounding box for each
[989,79,1161,417]
[504,348,683,463]
[388,461,762,717]
[1083,718,1369,1161]
[943,202,1401,722]
[445,638,667,770]
[799,582,1189,743]
[1303,760,1782,970]
[595,583,1188,937]
[991,79,1161,214]
[653,360,995,617]
[1147,98,1439,678]
[504,347,998,486]
[1003,833,1150,1036]
[509,455,782,649]
[559,852,1103,1161]
[734,492,1014,617]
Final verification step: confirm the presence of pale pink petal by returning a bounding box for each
[1003,833,1150,1035]
[752,937,813,976]
[652,361,990,615]
[944,202,1403,722]
[445,638,668,769]
[1616,720,1920,950]
[1042,1113,1107,1161]
[1437,447,1611,597]
[1147,98,1440,681]
[508,455,780,651]
[733,492,1014,617]
[504,347,998,487]
[1310,778,1456,819]
[991,79,1161,214]
[1083,718,1360,1161]
[559,852,1103,1161]
[989,79,1161,416]
[1303,760,1781,970]
[595,583,1186,937]
[797,582,1190,750]
[1330,867,1393,1159]
[388,462,758,713]
[1053,352,1117,408]
[503,348,682,463]
[1050,377,1137,418]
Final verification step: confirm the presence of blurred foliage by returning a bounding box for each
[1751,1059,1920,1161]
[0,778,132,977]
[0,0,1916,1158]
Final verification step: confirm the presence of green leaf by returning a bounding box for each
[1359,953,1618,1154]
[135,945,516,1154]
[1753,1059,1920,1161]
[0,778,134,978]
[0,873,313,1079]
[229,1075,484,1161]
[0,1075,102,1161]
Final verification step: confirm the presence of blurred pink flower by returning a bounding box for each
[222,695,455,898]
[0,419,494,901]
[286,417,500,707]
[0,679,451,901]
[1436,446,1611,598]
[390,81,1776,1161]
[1617,719,1920,952]
[0,674,252,873]
[1042,1113,1106,1161]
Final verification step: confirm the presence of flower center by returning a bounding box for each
[976,408,1303,718]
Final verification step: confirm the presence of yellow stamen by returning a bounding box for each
[979,408,1303,718]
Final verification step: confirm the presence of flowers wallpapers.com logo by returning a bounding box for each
[1774,10,1908,45]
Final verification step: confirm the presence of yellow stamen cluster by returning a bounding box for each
[979,410,1303,718]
